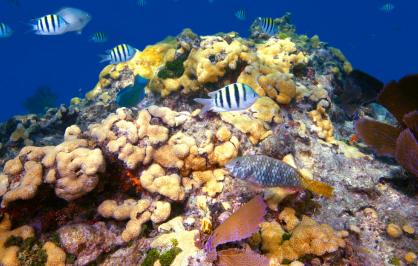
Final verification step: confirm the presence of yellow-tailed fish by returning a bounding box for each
[225,154,334,198]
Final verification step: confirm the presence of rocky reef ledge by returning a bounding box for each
[0,14,416,266]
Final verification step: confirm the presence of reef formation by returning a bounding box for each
[0,13,416,266]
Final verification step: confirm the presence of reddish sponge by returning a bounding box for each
[395,129,418,177]
[355,118,401,157]
[378,74,418,124]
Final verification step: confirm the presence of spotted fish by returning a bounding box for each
[100,44,137,64]
[194,83,259,115]
[225,155,333,197]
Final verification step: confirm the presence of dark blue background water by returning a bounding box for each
[1,0,416,121]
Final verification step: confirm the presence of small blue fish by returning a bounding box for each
[138,0,147,7]
[55,7,91,34]
[235,9,246,21]
[116,75,148,107]
[194,83,259,115]
[30,14,69,35]
[380,3,395,12]
[90,31,108,43]
[0,23,13,38]
[100,44,137,64]
[257,17,278,36]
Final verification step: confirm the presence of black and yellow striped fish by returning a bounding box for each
[100,44,137,64]
[194,83,259,115]
[90,31,108,43]
[0,23,13,38]
[31,14,69,35]
[257,17,278,36]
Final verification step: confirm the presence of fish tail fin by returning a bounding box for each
[98,54,110,63]
[193,98,213,116]
[301,177,333,198]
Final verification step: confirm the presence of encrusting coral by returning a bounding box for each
[0,125,105,206]
[98,198,171,242]
[151,216,199,266]
[140,163,185,201]
[260,210,346,264]
[0,214,35,266]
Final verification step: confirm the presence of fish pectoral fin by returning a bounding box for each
[301,177,333,198]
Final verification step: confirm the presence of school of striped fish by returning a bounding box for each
[194,83,259,115]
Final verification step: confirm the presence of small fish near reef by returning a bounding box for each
[0,23,13,38]
[225,155,334,197]
[194,83,259,115]
[235,9,246,21]
[380,3,395,12]
[90,31,108,43]
[257,17,278,36]
[30,14,70,35]
[137,0,147,7]
[55,7,91,34]
[100,44,138,64]
[116,75,148,107]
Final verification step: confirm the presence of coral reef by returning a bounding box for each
[0,13,416,266]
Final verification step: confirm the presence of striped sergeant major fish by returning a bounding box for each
[257,17,278,36]
[30,14,69,35]
[380,3,395,12]
[194,83,259,115]
[0,23,13,38]
[90,31,108,43]
[100,44,137,64]
[235,9,246,21]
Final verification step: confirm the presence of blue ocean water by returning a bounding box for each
[0,0,416,122]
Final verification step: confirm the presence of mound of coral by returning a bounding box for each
[0,14,416,266]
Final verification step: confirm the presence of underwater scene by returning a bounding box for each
[0,0,417,265]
